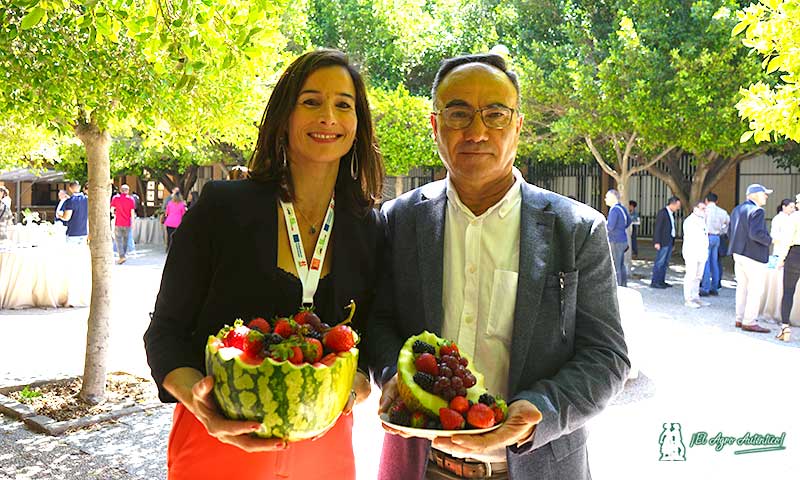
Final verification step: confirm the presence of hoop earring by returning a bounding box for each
[280,144,288,170]
[350,147,358,180]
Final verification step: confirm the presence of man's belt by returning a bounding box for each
[429,448,508,478]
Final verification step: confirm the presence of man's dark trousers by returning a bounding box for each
[651,243,673,286]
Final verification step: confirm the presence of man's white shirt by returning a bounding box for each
[705,203,729,235]
[441,168,523,461]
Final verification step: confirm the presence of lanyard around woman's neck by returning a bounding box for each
[279,196,335,306]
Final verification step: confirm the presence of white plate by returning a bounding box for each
[379,413,502,440]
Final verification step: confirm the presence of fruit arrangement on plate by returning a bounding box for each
[382,331,507,437]
[205,303,359,441]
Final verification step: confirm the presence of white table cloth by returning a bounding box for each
[617,286,643,379]
[6,223,67,247]
[0,244,90,309]
[132,217,165,245]
[759,268,800,326]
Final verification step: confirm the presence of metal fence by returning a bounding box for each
[525,160,604,211]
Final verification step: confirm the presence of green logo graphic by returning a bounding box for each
[659,422,687,461]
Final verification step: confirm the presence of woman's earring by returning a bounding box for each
[280,145,288,170]
[350,148,358,180]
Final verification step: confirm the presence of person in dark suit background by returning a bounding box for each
[144,49,385,480]
[650,196,681,288]
[728,184,772,333]
[369,54,629,480]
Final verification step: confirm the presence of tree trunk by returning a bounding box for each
[74,118,113,405]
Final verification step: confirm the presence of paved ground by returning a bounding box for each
[1,244,798,479]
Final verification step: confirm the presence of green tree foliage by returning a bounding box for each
[735,0,800,142]
[369,85,438,175]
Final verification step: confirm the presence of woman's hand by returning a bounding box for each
[342,370,371,415]
[164,368,288,453]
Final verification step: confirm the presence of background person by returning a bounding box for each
[773,195,800,342]
[700,192,729,296]
[682,201,709,308]
[110,184,136,264]
[55,189,69,226]
[0,186,12,240]
[605,189,631,286]
[650,196,681,289]
[728,184,773,333]
[163,192,187,250]
[58,180,89,244]
[144,49,384,480]
[628,199,640,258]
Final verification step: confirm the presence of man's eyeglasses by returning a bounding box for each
[433,105,516,130]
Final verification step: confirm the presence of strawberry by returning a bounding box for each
[242,330,265,356]
[247,317,271,335]
[224,325,250,350]
[323,325,356,353]
[449,396,470,415]
[303,338,323,363]
[410,411,426,429]
[414,353,439,376]
[320,353,338,366]
[274,318,295,338]
[288,346,304,365]
[439,408,465,430]
[492,405,505,423]
[439,340,459,357]
[466,403,496,429]
[294,308,323,331]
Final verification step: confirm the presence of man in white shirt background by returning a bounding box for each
[700,192,729,297]
[682,201,710,308]
[369,53,629,480]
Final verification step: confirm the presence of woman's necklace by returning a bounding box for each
[294,204,322,235]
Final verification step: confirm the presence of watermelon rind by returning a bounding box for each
[396,331,486,417]
[206,337,358,441]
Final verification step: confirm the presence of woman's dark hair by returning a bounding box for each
[247,49,384,213]
[778,198,794,215]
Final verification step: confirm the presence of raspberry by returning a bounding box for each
[478,393,496,406]
[412,340,436,355]
[413,372,436,392]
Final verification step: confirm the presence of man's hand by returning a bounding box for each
[433,400,542,455]
[654,243,661,251]
[377,374,417,438]
[187,376,288,452]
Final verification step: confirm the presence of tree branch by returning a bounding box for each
[584,136,619,180]
[630,145,678,175]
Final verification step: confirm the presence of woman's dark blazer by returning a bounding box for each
[144,179,384,402]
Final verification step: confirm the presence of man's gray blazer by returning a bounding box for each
[367,179,630,480]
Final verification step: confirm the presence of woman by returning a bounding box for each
[775,196,800,342]
[144,50,385,479]
[771,198,796,256]
[163,192,187,250]
[0,186,12,240]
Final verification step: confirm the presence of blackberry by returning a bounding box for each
[412,340,436,355]
[413,372,436,392]
[478,393,496,406]
[266,333,284,345]
[389,408,411,426]
[305,329,323,342]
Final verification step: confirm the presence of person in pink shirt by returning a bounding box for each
[164,192,187,250]
[110,184,137,264]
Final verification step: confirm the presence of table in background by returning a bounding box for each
[132,217,165,245]
[0,244,90,309]
[6,223,67,247]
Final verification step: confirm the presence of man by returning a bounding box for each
[605,189,631,286]
[699,192,729,296]
[628,200,640,258]
[55,189,69,226]
[110,184,136,264]
[650,196,681,289]
[162,186,180,210]
[682,201,709,308]
[368,54,629,480]
[728,184,772,333]
[58,180,88,244]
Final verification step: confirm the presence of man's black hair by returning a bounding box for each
[431,54,520,106]
[667,196,681,205]
[705,192,718,202]
[628,200,638,208]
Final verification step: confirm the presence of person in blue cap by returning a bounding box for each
[728,184,773,333]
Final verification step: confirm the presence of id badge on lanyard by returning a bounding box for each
[279,196,335,306]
